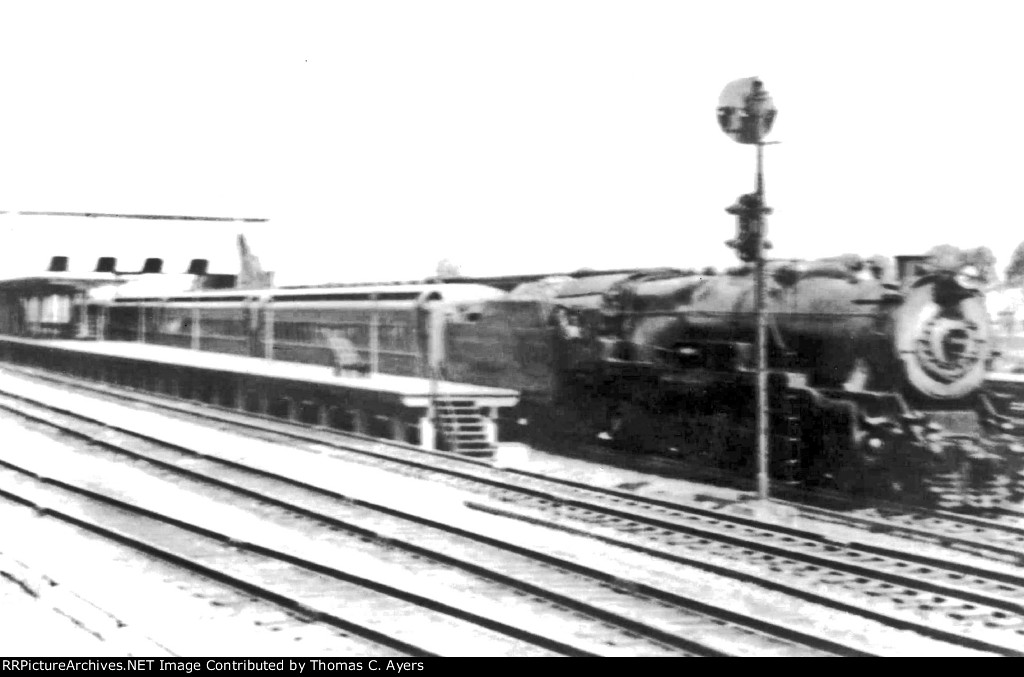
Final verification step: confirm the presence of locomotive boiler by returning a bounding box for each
[595,251,991,404]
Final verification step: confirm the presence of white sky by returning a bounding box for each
[0,1,1021,285]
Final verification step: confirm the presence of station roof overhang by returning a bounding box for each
[0,274,125,295]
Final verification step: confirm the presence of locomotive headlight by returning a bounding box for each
[955,264,984,290]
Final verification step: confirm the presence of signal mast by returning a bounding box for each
[717,77,778,501]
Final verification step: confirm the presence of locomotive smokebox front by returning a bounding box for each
[894,273,992,402]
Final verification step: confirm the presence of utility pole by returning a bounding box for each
[718,77,778,500]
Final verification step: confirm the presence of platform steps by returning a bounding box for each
[433,398,495,457]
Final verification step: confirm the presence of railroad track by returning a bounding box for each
[0,474,545,657]
[764,497,1024,565]
[525,440,1024,567]
[598,446,1024,567]
[11,365,1024,567]
[0,398,864,657]
[11,363,1024,568]
[0,369,1022,654]
[0,501,399,657]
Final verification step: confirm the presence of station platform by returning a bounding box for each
[0,337,518,405]
[0,335,519,454]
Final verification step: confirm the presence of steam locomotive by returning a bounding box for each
[443,247,1024,510]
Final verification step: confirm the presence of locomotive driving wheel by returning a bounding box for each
[606,402,661,454]
[661,407,750,468]
[605,403,627,447]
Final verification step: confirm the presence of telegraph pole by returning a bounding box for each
[718,77,777,501]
